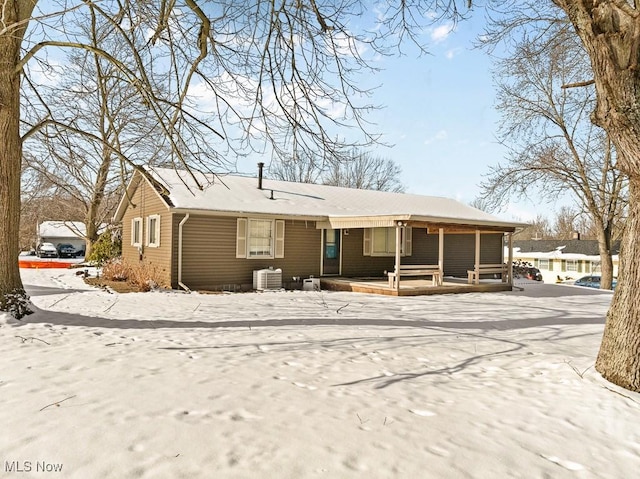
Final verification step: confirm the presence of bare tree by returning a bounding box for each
[19,166,86,250]
[513,215,553,240]
[268,151,327,184]
[270,149,405,192]
[552,206,578,240]
[482,0,640,391]
[0,1,469,317]
[323,150,405,192]
[479,22,626,291]
[23,21,176,257]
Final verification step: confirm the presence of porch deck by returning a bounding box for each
[320,277,512,296]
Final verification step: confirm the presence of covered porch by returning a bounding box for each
[317,216,519,295]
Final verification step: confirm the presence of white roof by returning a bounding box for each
[38,221,86,238]
[38,221,108,239]
[117,167,523,229]
[511,247,618,262]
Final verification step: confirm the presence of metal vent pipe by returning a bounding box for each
[258,162,264,189]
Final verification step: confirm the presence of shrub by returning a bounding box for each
[101,258,131,282]
[127,262,163,292]
[88,230,122,265]
[100,258,164,292]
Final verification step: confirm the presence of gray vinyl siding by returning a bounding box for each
[442,233,503,277]
[120,178,172,287]
[340,229,503,278]
[341,229,395,277]
[175,215,321,290]
[406,230,439,264]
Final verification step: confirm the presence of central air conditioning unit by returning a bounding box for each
[253,268,283,291]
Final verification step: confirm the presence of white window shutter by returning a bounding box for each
[275,220,285,258]
[363,228,371,256]
[236,218,247,258]
[404,227,412,256]
[155,216,161,247]
[131,218,135,246]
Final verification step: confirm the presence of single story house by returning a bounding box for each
[113,165,524,294]
[511,239,620,283]
[38,221,88,254]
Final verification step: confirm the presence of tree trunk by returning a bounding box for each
[595,224,614,290]
[596,178,640,389]
[556,0,640,391]
[84,145,113,259]
[0,2,35,318]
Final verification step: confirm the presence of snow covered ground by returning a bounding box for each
[1,268,638,478]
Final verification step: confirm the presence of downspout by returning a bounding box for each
[178,213,191,292]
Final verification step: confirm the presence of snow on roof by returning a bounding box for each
[141,167,522,229]
[38,221,108,239]
[38,221,86,238]
[513,239,620,256]
[511,247,618,261]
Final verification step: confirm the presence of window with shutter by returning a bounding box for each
[364,227,411,256]
[237,218,284,259]
[131,217,142,247]
[146,215,161,247]
[275,220,285,258]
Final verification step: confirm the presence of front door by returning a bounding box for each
[323,229,341,275]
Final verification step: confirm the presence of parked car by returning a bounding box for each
[37,242,58,258]
[512,261,542,281]
[56,243,78,258]
[524,267,543,281]
[574,275,617,290]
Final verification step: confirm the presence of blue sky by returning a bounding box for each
[231,14,573,223]
[362,18,569,223]
[28,3,569,223]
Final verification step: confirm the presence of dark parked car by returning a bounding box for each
[56,243,78,258]
[524,268,543,281]
[512,261,543,281]
[574,275,617,290]
[36,242,58,258]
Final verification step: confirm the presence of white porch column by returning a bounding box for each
[438,228,444,284]
[395,224,402,291]
[507,232,514,285]
[474,229,481,285]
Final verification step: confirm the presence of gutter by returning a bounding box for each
[178,213,191,292]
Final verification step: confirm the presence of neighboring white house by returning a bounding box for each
[507,239,620,283]
[38,221,88,254]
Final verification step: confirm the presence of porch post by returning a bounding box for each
[507,232,513,285]
[395,224,402,291]
[438,228,444,282]
[474,229,480,285]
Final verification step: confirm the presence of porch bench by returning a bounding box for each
[467,263,508,284]
[388,264,442,288]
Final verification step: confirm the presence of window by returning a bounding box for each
[236,218,285,259]
[373,228,396,255]
[131,217,143,247]
[538,259,549,270]
[146,215,161,247]
[566,260,578,272]
[363,227,412,256]
[249,219,272,257]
